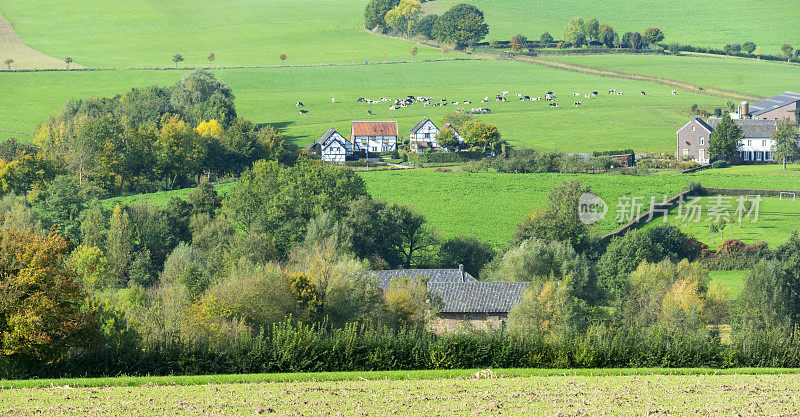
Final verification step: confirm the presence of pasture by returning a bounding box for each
[423,0,799,53]
[4,371,800,416]
[552,54,800,97]
[709,270,747,300]
[639,195,800,248]
[0,0,441,69]
[0,60,720,153]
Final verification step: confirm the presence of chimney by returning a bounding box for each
[459,264,465,282]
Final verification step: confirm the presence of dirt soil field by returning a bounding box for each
[2,373,800,416]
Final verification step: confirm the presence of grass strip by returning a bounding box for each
[4,367,800,389]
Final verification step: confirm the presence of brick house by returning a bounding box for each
[748,91,800,121]
[372,267,528,332]
[351,121,398,155]
[676,117,713,163]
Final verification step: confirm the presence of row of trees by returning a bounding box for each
[562,18,663,49]
[2,70,290,197]
[365,1,489,48]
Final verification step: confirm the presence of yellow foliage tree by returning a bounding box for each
[384,0,422,33]
[196,119,225,139]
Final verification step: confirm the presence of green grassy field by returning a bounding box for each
[424,0,799,53]
[551,54,800,97]
[4,372,800,416]
[639,195,800,248]
[0,60,721,152]
[0,0,441,68]
[710,270,748,300]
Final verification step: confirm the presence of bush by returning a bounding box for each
[416,151,484,164]
[711,160,729,169]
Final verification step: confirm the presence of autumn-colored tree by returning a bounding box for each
[196,119,225,140]
[510,34,527,52]
[106,204,133,285]
[384,275,436,328]
[384,0,422,33]
[0,153,64,196]
[0,228,96,361]
[464,120,501,151]
[68,245,114,290]
[409,46,418,62]
[154,115,205,189]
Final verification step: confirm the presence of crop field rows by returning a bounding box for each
[4,374,800,416]
[0,12,77,70]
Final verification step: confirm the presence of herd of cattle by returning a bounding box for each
[293,88,679,115]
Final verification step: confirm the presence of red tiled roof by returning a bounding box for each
[352,121,397,136]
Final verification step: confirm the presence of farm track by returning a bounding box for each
[515,56,764,102]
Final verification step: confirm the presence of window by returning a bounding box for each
[762,140,767,147]
[699,137,705,145]
[699,149,705,161]
[691,126,695,132]
[747,140,752,147]
[766,151,772,161]
[371,147,377,152]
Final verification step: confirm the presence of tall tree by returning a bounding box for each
[384,0,422,34]
[562,17,586,46]
[641,27,664,45]
[431,3,489,48]
[772,118,800,170]
[106,204,134,285]
[172,53,184,68]
[781,43,794,61]
[539,32,553,47]
[390,204,437,268]
[708,114,743,161]
[364,0,401,29]
[0,228,96,361]
[584,18,600,41]
[64,56,73,70]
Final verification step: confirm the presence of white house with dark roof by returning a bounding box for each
[307,128,353,162]
[677,117,782,163]
[707,118,779,162]
[373,267,528,332]
[408,118,440,152]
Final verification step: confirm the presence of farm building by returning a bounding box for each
[676,116,781,163]
[408,118,440,152]
[372,267,528,333]
[351,121,398,155]
[306,128,353,162]
[745,91,800,121]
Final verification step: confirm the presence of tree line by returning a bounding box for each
[365,1,489,48]
[0,70,291,199]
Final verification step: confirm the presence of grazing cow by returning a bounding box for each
[389,106,397,110]
[640,91,646,96]
[524,96,530,100]
[672,90,677,95]
[546,91,554,95]
[332,98,336,103]
[573,92,580,96]
[368,110,372,115]
[592,91,598,96]
[299,109,308,115]
[502,91,509,96]
[573,102,582,107]
[549,102,559,108]
[585,94,591,99]
[296,102,304,107]
[608,89,616,94]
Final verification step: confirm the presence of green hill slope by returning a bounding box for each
[0,0,440,68]
[424,0,798,53]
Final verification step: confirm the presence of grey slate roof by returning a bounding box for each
[312,128,337,147]
[428,282,529,314]
[408,118,432,134]
[373,269,477,290]
[693,117,714,132]
[749,91,800,117]
[371,269,528,314]
[707,118,778,138]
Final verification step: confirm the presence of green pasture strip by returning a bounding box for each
[0,60,721,153]
[550,55,800,97]
[102,183,235,209]
[4,367,800,389]
[423,0,797,52]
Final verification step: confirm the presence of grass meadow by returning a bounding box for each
[0,0,442,69]
[4,371,800,416]
[423,0,799,53]
[1,60,720,152]
[709,270,748,300]
[552,54,800,97]
[639,196,800,248]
